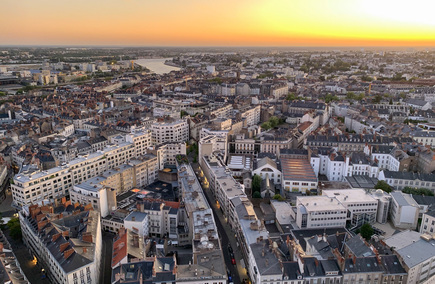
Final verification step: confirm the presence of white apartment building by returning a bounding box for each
[11,141,142,208]
[364,145,400,171]
[198,134,228,164]
[241,105,261,127]
[411,131,435,148]
[123,211,149,237]
[137,201,178,239]
[70,176,117,218]
[20,205,102,284]
[209,104,233,119]
[126,130,152,156]
[128,155,158,188]
[322,189,378,226]
[296,196,347,229]
[151,119,189,144]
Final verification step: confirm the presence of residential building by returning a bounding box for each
[151,119,189,144]
[123,211,149,237]
[19,203,102,284]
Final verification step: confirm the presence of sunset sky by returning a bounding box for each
[2,0,435,46]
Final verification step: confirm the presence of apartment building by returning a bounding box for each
[148,142,187,170]
[378,170,435,192]
[421,211,435,235]
[123,211,149,237]
[12,141,142,208]
[176,161,227,283]
[19,204,102,284]
[151,119,189,144]
[202,156,245,226]
[137,201,178,239]
[411,131,435,147]
[322,189,378,226]
[70,176,117,217]
[385,231,435,284]
[241,105,261,127]
[295,196,347,229]
[128,155,158,188]
[125,130,152,156]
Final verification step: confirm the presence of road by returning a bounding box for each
[101,232,115,284]
[190,161,248,284]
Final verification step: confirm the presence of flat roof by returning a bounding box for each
[297,196,346,212]
[322,189,377,204]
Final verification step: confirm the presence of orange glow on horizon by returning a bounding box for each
[1,0,435,47]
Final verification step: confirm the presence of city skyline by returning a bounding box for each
[2,0,435,47]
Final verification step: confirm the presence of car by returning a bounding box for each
[231,257,236,265]
[228,245,233,253]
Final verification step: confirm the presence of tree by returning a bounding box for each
[402,187,434,196]
[252,175,262,193]
[360,223,374,240]
[261,122,272,130]
[253,191,262,198]
[375,180,392,193]
[269,116,279,128]
[273,194,285,201]
[7,218,22,240]
[180,110,188,118]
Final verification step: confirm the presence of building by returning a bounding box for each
[281,155,318,194]
[123,211,149,237]
[295,196,347,229]
[378,170,435,192]
[421,210,435,235]
[240,105,261,127]
[70,176,117,218]
[322,189,378,226]
[151,119,189,144]
[390,191,420,230]
[125,130,152,156]
[176,161,227,283]
[252,157,282,185]
[137,201,178,239]
[19,203,102,284]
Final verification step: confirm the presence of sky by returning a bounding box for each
[1,0,435,47]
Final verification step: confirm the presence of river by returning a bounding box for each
[134,58,180,75]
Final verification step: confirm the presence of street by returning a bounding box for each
[191,161,249,284]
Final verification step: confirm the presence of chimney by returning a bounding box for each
[37,220,48,231]
[0,243,3,253]
[83,247,87,254]
[262,249,265,257]
[62,230,69,237]
[352,255,357,265]
[131,216,136,222]
[82,234,93,243]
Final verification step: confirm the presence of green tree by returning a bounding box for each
[346,92,356,100]
[360,223,374,240]
[269,116,279,128]
[180,110,188,118]
[402,187,434,196]
[7,218,22,240]
[261,122,272,130]
[253,191,262,198]
[273,194,285,201]
[252,175,262,193]
[375,180,392,193]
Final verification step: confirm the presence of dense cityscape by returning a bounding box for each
[0,46,434,284]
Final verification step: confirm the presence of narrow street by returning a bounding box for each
[191,161,249,284]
